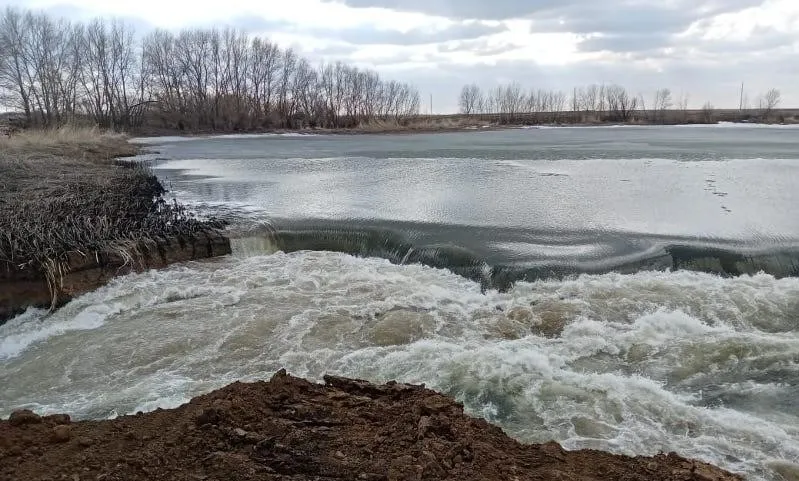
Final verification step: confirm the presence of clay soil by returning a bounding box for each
[0,371,740,481]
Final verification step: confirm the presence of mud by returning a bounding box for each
[0,371,740,481]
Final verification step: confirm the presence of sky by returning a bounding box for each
[4,0,799,113]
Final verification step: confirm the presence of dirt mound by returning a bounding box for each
[0,371,740,481]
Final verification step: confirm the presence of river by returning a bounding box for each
[2,125,799,480]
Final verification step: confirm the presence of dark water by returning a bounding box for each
[140,126,799,287]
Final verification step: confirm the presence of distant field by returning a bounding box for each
[411,108,799,126]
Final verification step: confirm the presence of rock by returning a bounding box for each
[232,428,248,437]
[417,416,432,439]
[51,425,72,443]
[693,463,731,481]
[388,455,421,481]
[211,399,232,411]
[9,409,42,426]
[195,408,221,427]
[77,437,94,448]
[48,414,71,425]
[420,398,451,415]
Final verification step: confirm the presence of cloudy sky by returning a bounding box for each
[5,0,799,112]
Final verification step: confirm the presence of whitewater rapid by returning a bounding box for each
[2,249,798,480]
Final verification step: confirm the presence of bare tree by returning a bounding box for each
[760,88,781,119]
[677,92,689,122]
[458,83,482,116]
[0,7,33,121]
[701,101,715,123]
[653,88,672,123]
[605,85,637,121]
[78,19,140,128]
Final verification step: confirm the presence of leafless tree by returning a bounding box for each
[760,88,781,119]
[605,84,637,121]
[458,83,482,116]
[2,8,422,131]
[78,19,140,128]
[0,9,81,126]
[0,7,33,121]
[677,92,689,122]
[653,88,672,122]
[701,101,715,123]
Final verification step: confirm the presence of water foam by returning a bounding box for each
[2,253,798,480]
[0,305,114,361]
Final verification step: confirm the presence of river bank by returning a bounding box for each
[128,117,799,140]
[0,127,231,322]
[0,370,741,481]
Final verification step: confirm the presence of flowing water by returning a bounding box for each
[3,125,799,480]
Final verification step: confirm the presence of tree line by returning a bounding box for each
[0,8,421,131]
[459,83,782,124]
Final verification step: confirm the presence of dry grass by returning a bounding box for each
[355,116,487,133]
[0,125,138,161]
[0,127,224,309]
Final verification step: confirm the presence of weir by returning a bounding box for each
[228,223,799,292]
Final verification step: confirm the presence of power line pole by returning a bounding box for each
[430,93,433,115]
[739,82,744,111]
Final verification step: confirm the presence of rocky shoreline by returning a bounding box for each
[0,371,741,481]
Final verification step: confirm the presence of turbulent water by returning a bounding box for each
[4,125,799,480]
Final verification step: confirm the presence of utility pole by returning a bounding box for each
[430,94,433,115]
[739,82,744,111]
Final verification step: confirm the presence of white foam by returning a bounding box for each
[2,253,798,480]
[0,305,115,361]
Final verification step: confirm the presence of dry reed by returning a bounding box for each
[0,127,225,309]
[0,125,138,161]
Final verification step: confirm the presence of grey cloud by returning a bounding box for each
[532,5,692,36]
[325,0,765,55]
[437,38,521,56]
[336,21,506,45]
[323,0,559,19]
[532,1,764,54]
[323,0,762,21]
[225,15,506,46]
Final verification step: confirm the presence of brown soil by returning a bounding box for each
[0,371,741,481]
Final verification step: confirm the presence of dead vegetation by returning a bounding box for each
[0,127,225,310]
[0,125,138,161]
[354,116,487,133]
